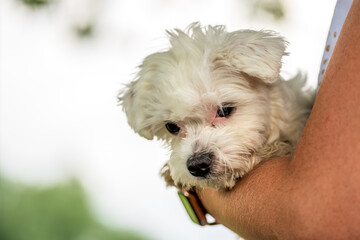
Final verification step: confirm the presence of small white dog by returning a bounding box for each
[119,23,313,190]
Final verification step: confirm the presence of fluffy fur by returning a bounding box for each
[119,23,313,190]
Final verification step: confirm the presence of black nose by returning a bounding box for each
[186,152,213,178]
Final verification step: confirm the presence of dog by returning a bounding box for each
[119,23,313,191]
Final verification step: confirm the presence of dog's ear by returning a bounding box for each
[120,51,177,141]
[218,30,288,84]
[119,53,166,140]
[119,79,154,140]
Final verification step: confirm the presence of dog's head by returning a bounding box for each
[119,23,287,190]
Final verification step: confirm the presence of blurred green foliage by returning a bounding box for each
[75,23,95,39]
[0,177,150,240]
[251,0,285,20]
[18,0,53,8]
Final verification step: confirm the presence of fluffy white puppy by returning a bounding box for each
[119,23,313,190]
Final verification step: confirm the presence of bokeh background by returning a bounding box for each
[0,0,337,239]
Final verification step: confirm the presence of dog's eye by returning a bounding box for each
[217,106,234,118]
[165,122,180,134]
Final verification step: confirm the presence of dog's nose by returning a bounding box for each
[186,152,213,178]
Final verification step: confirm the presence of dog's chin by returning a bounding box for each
[176,169,243,191]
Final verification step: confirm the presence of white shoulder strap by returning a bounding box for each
[317,0,353,90]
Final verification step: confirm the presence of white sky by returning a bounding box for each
[0,0,336,239]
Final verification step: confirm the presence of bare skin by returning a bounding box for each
[198,1,360,239]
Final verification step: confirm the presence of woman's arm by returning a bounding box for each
[198,1,360,239]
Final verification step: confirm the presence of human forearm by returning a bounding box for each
[198,157,297,240]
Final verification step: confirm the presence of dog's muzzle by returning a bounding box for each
[186,151,214,178]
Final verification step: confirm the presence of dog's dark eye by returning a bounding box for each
[217,106,234,118]
[165,122,180,134]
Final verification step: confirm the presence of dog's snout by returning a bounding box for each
[186,152,213,178]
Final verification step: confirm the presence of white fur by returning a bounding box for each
[119,23,313,190]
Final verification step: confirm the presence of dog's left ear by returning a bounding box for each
[219,30,288,84]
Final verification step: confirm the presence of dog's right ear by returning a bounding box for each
[119,52,172,140]
[119,57,159,140]
[119,79,154,140]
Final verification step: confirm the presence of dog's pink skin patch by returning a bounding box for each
[176,122,187,138]
[207,106,229,126]
[176,106,235,138]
